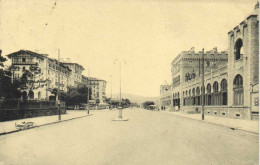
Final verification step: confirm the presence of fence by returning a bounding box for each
[0,100,66,121]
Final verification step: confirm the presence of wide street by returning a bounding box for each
[0,108,258,165]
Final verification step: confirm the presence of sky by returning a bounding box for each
[0,0,257,97]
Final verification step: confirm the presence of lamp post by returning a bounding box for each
[57,49,61,121]
[87,68,91,115]
[110,74,112,99]
[112,59,128,121]
[201,48,205,120]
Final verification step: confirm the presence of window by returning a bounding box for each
[22,58,26,62]
[234,38,243,60]
[233,74,243,105]
[213,82,219,93]
[206,61,210,67]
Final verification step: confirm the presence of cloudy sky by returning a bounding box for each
[0,0,257,97]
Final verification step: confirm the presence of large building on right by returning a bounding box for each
[161,3,259,120]
[226,3,259,119]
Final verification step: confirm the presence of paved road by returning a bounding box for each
[0,109,258,165]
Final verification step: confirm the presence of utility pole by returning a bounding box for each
[87,68,91,115]
[110,75,112,99]
[118,60,122,118]
[57,49,61,121]
[201,48,205,120]
[112,59,128,121]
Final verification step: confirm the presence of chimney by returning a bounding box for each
[66,58,71,63]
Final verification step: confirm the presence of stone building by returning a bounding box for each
[227,3,259,119]
[161,4,259,120]
[169,48,228,111]
[159,81,172,108]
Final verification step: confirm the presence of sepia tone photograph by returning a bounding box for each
[0,0,259,164]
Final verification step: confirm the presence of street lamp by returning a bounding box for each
[112,59,128,121]
[201,48,205,120]
[86,68,92,116]
[57,49,61,121]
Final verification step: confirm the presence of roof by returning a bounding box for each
[6,50,48,60]
[48,58,72,71]
[61,62,85,70]
[88,77,107,83]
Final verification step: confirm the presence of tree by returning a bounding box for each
[143,101,155,108]
[0,50,21,100]
[19,64,48,99]
[59,85,92,107]
[122,98,131,107]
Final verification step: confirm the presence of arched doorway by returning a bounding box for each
[233,74,243,105]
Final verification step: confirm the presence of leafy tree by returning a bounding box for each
[0,50,21,100]
[59,85,92,106]
[122,98,131,107]
[20,64,47,94]
[143,101,155,108]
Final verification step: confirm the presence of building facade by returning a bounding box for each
[159,81,172,109]
[7,50,72,100]
[88,77,107,105]
[161,4,259,120]
[61,62,84,87]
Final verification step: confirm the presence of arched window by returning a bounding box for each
[207,84,211,94]
[177,92,179,98]
[221,79,228,105]
[206,61,210,67]
[185,73,190,82]
[191,73,196,79]
[206,83,212,105]
[233,74,243,105]
[235,38,243,60]
[38,91,41,99]
[29,91,34,99]
[221,79,228,91]
[213,82,219,93]
[192,88,195,96]
[189,89,191,97]
[196,87,200,95]
[22,91,27,100]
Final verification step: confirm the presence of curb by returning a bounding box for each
[0,115,90,136]
[162,111,259,135]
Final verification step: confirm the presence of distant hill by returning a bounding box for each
[112,93,159,105]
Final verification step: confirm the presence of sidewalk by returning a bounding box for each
[162,109,259,134]
[0,110,89,136]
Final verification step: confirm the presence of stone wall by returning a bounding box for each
[0,108,66,121]
[181,106,251,120]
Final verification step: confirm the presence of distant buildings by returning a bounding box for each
[160,3,259,120]
[6,50,107,105]
[88,77,107,105]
